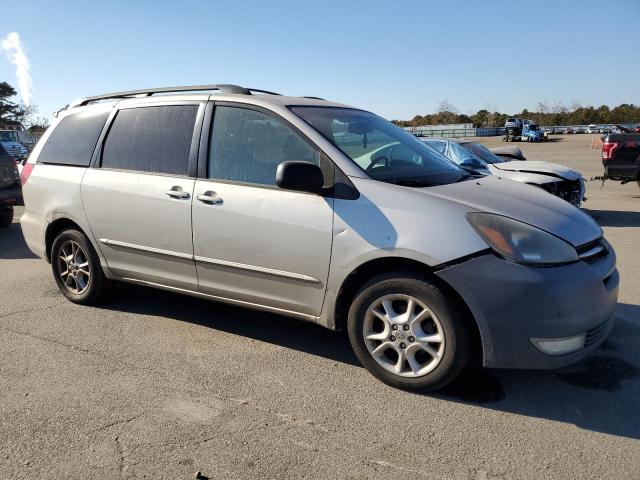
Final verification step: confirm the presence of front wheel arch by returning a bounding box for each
[333,257,483,365]
[347,271,474,390]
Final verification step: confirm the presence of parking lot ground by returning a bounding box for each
[1,134,639,479]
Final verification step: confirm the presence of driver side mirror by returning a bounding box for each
[276,161,324,195]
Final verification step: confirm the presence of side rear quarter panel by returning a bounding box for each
[20,105,114,268]
[21,164,104,264]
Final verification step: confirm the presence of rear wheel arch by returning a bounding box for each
[333,256,483,364]
[45,218,87,263]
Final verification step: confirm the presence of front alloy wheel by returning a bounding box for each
[348,273,472,391]
[363,294,445,377]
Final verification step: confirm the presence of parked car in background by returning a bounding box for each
[422,138,586,206]
[0,143,22,227]
[564,127,574,134]
[20,84,617,392]
[586,124,598,134]
[489,145,526,161]
[0,130,29,162]
[601,130,640,185]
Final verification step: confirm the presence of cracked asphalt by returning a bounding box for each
[1,135,639,479]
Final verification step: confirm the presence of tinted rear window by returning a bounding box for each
[37,110,109,166]
[101,105,197,176]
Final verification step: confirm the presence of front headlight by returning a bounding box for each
[466,212,579,266]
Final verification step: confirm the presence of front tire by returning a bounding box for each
[0,207,13,228]
[347,272,471,392]
[51,229,111,304]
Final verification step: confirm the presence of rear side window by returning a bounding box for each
[209,106,320,186]
[37,110,109,166]
[102,105,198,175]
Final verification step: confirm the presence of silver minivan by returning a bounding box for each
[20,85,619,391]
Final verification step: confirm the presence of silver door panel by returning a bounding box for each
[192,181,333,316]
[81,169,197,289]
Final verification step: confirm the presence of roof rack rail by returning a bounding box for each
[69,84,282,108]
[301,96,325,100]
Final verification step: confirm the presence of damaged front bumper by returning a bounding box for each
[436,243,618,369]
[539,177,585,207]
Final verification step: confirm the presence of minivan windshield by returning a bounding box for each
[290,107,468,187]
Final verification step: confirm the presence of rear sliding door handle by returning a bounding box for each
[165,188,191,199]
[196,191,223,205]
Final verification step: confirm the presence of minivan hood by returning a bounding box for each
[424,176,600,247]
[492,160,581,180]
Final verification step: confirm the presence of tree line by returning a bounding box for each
[0,81,49,130]
[392,100,640,128]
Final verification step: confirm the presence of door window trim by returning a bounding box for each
[90,100,206,179]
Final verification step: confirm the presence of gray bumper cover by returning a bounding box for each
[436,251,619,369]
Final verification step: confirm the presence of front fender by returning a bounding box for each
[318,177,488,329]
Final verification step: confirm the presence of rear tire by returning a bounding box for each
[51,229,111,304]
[0,207,13,228]
[347,272,472,392]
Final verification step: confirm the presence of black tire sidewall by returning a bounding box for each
[347,275,469,391]
[51,229,101,303]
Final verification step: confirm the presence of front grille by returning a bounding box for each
[585,320,611,347]
[577,238,608,264]
[4,146,23,158]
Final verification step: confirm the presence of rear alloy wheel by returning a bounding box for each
[51,229,111,304]
[348,273,471,391]
[56,239,91,295]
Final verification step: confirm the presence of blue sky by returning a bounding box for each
[1,0,639,120]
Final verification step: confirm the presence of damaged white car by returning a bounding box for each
[422,138,585,207]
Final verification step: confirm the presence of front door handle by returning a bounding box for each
[165,187,191,199]
[196,191,223,205]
